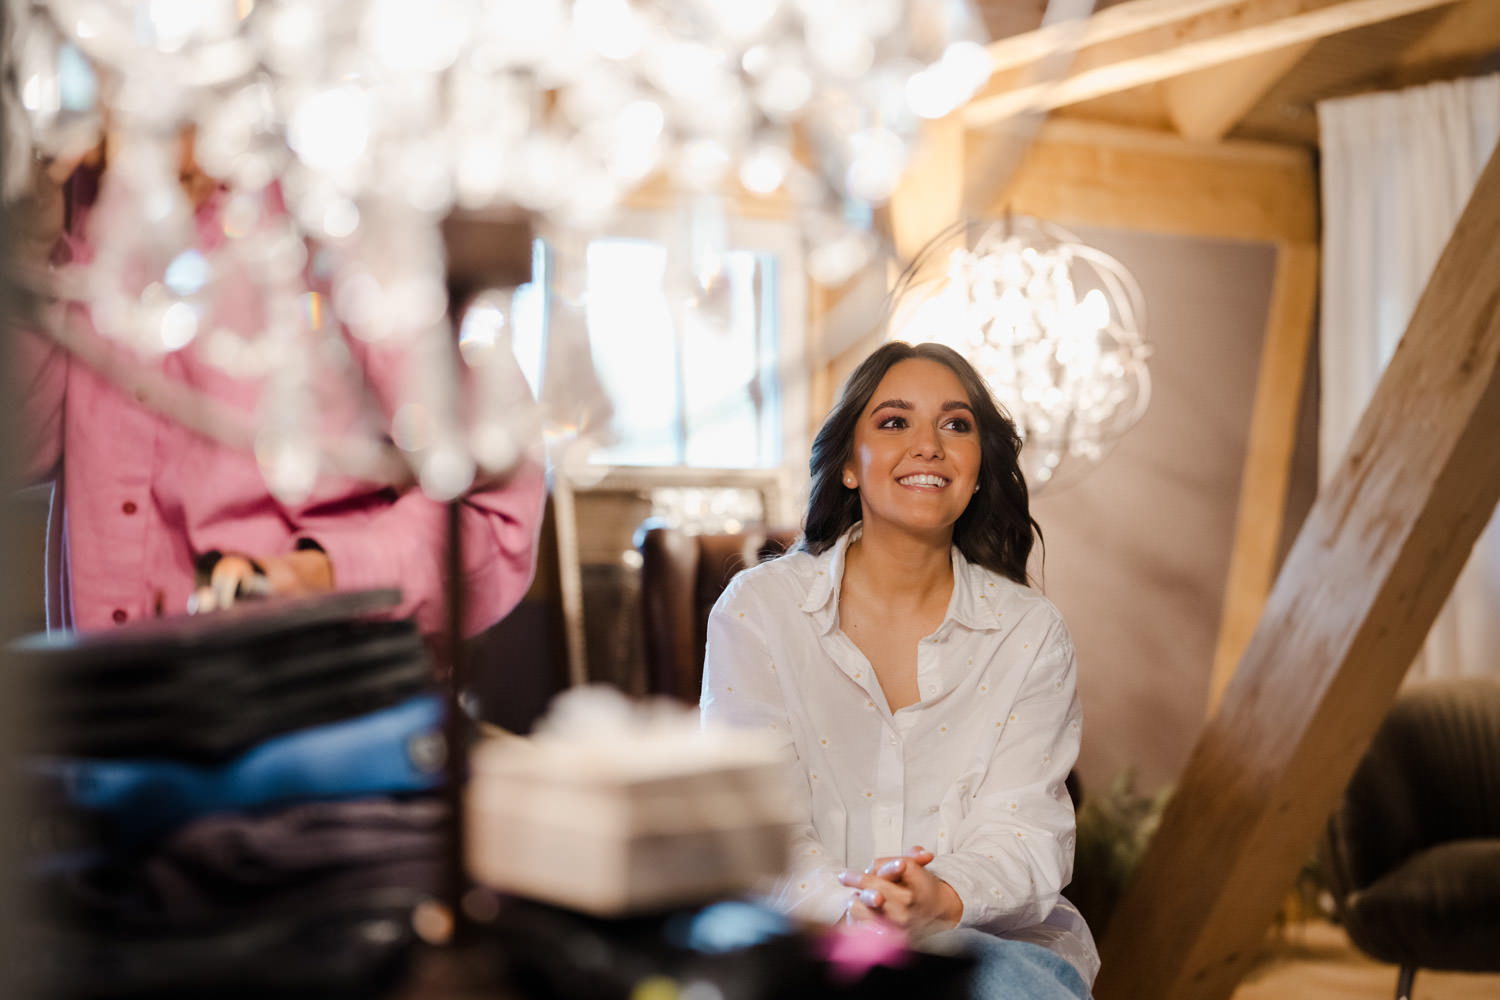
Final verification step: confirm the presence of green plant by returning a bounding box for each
[1068,769,1173,941]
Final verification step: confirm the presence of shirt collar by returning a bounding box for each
[800,524,856,633]
[800,524,1012,634]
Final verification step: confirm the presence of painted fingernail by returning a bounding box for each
[860,889,881,907]
[879,860,902,877]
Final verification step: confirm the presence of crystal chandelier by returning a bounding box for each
[3,0,1099,501]
[888,215,1152,490]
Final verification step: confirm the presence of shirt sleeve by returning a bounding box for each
[292,334,547,640]
[293,456,546,639]
[11,314,70,486]
[700,578,850,925]
[12,221,95,486]
[924,618,1081,931]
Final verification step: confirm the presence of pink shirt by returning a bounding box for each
[16,188,546,639]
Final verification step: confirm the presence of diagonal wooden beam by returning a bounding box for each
[983,1,1247,74]
[1095,144,1500,1000]
[964,0,1464,130]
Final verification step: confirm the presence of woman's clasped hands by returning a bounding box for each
[838,845,963,937]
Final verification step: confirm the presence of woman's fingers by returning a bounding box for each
[212,554,271,605]
[844,897,881,925]
[838,870,914,914]
[838,848,954,932]
[190,552,270,613]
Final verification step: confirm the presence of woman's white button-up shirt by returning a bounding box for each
[701,525,1099,986]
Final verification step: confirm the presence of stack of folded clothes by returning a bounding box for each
[11,590,449,999]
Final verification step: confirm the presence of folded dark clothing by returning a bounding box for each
[13,589,434,762]
[30,795,446,932]
[25,695,446,851]
[13,885,426,999]
[155,795,448,878]
[47,851,443,935]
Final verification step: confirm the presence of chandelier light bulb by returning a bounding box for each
[890,215,1151,492]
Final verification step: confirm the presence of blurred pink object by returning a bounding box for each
[819,919,911,985]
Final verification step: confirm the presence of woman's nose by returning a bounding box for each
[910,426,944,458]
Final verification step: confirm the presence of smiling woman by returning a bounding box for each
[805,341,1040,585]
[842,358,983,544]
[701,340,1098,1000]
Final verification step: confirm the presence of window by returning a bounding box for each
[520,214,806,476]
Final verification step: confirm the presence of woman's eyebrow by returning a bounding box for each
[869,398,913,412]
[941,401,975,413]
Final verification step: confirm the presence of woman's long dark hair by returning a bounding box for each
[801,341,1041,585]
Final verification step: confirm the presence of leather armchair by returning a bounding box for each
[1318,678,1500,1000]
[637,524,799,703]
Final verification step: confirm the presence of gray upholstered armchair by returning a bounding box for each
[1318,678,1500,1000]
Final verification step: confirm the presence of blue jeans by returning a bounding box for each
[924,928,1092,1000]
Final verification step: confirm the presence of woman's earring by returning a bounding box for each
[973,483,980,494]
[844,475,857,489]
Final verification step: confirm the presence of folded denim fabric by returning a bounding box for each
[27,694,446,847]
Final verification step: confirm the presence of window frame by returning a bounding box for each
[542,209,809,491]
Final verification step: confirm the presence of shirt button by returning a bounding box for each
[111,609,128,624]
[121,501,137,515]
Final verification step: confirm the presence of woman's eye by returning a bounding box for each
[943,417,973,433]
[877,415,907,429]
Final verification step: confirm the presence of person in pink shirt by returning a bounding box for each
[10,143,546,643]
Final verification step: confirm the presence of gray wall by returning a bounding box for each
[1030,225,1316,795]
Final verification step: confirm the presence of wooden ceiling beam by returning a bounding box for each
[1095,143,1500,1000]
[963,0,1465,130]
[982,0,1250,74]
[1376,0,1500,89]
[1164,42,1315,141]
[978,118,1318,243]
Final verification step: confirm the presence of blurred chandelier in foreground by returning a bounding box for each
[8,0,997,285]
[3,0,1097,502]
[890,215,1152,491]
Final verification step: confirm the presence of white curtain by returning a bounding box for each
[1318,73,1500,681]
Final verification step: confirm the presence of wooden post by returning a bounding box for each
[885,114,965,265]
[1095,146,1500,1000]
[1206,241,1320,715]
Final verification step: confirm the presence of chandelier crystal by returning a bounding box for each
[889,215,1152,490]
[3,0,1099,501]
